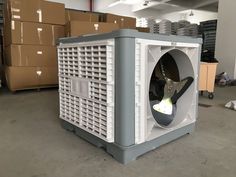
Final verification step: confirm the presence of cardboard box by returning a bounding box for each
[5,0,65,25]
[101,13,136,29]
[199,62,218,92]
[5,45,57,67]
[136,27,150,33]
[4,20,65,46]
[5,66,58,91]
[66,21,119,37]
[65,9,99,23]
[41,1,66,25]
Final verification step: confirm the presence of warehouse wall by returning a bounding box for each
[47,0,89,10]
[94,1,217,24]
[215,0,236,79]
[93,1,163,18]
[94,3,135,17]
[161,10,217,24]
[94,0,116,12]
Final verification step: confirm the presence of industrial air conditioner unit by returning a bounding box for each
[57,29,202,164]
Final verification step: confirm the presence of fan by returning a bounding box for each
[149,54,194,127]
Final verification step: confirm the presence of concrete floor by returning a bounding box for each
[0,87,236,177]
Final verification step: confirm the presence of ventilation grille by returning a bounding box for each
[58,40,115,142]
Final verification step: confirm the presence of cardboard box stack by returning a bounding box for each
[65,9,99,23]
[136,27,150,33]
[65,9,120,37]
[100,13,136,29]
[4,0,65,91]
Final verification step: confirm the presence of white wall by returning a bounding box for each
[94,1,217,24]
[93,0,116,12]
[186,10,217,24]
[94,1,162,19]
[161,10,217,24]
[94,3,135,17]
[215,0,236,79]
[47,0,89,11]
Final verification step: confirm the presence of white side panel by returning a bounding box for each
[135,41,147,144]
[58,40,115,143]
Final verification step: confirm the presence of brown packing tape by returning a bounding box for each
[25,48,29,66]
[37,27,43,45]
[20,22,23,44]
[11,8,20,12]
[37,9,42,23]
[10,1,21,20]
[67,11,70,21]
[37,51,43,55]
[121,18,124,28]
[13,15,21,19]
[36,67,42,87]
[11,20,15,30]
[17,45,23,66]
[52,26,55,46]
[37,50,43,68]
[94,24,99,31]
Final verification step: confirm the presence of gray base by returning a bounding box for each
[61,119,195,164]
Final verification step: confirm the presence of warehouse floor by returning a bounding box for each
[0,86,236,177]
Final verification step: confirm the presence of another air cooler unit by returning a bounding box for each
[57,29,202,164]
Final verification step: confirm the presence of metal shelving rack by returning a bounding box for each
[0,0,3,25]
[200,20,217,61]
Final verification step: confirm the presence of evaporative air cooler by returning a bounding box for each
[57,29,202,164]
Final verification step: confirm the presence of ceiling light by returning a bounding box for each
[143,1,150,6]
[189,10,194,16]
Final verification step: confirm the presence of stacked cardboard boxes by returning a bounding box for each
[65,10,99,23]
[136,27,150,33]
[100,13,136,29]
[2,3,141,91]
[4,0,65,91]
[65,9,120,37]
